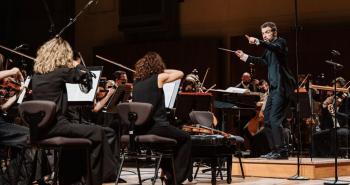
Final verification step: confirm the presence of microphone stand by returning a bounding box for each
[56,0,97,37]
[324,60,348,185]
[288,0,308,180]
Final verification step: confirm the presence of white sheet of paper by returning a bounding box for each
[66,70,101,102]
[163,79,181,108]
[208,87,249,94]
[17,76,31,104]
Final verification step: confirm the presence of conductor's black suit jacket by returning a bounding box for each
[247,37,296,97]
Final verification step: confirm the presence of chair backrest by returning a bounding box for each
[117,102,153,126]
[18,100,56,142]
[189,111,214,128]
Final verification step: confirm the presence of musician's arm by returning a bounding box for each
[0,68,24,82]
[1,95,17,111]
[158,69,184,87]
[92,88,116,112]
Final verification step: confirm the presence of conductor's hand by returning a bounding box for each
[234,50,245,59]
[245,34,258,45]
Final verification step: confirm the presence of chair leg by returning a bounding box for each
[53,148,61,185]
[152,154,162,185]
[85,148,92,185]
[171,155,177,185]
[226,155,232,184]
[194,162,200,179]
[210,158,217,185]
[238,154,245,179]
[136,158,142,185]
[116,154,125,185]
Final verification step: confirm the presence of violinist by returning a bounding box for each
[320,77,348,129]
[31,37,120,185]
[133,52,192,184]
[93,70,131,113]
[113,70,128,86]
[0,52,25,114]
[93,80,117,112]
[0,57,51,184]
[0,67,27,146]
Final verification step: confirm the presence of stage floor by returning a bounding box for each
[104,168,350,185]
[105,157,350,185]
[233,157,350,179]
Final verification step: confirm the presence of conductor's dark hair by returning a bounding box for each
[261,22,278,32]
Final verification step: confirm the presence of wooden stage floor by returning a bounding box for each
[104,157,350,185]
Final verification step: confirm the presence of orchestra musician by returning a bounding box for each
[132,52,192,185]
[113,70,128,86]
[235,22,296,159]
[31,37,120,185]
[313,77,350,157]
[0,66,27,148]
[320,77,348,130]
[235,72,257,92]
[0,54,51,184]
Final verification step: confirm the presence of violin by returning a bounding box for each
[182,125,232,138]
[96,86,108,100]
[0,77,21,92]
[0,77,22,102]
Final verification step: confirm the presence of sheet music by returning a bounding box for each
[209,87,249,94]
[163,79,181,108]
[66,69,101,102]
[17,76,31,104]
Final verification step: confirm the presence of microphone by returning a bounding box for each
[325,60,343,68]
[331,49,341,56]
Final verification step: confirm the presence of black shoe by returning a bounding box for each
[267,152,288,160]
[118,178,127,183]
[260,151,274,158]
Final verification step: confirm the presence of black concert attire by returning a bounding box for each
[31,64,119,185]
[66,105,119,158]
[247,37,296,151]
[0,110,51,184]
[133,74,192,184]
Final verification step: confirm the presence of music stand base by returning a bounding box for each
[288,174,309,180]
[324,180,349,185]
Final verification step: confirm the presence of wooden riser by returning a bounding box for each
[232,157,350,179]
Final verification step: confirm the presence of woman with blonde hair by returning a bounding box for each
[133,52,192,185]
[31,37,119,185]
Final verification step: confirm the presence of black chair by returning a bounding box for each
[18,100,92,185]
[116,102,177,185]
[189,111,245,184]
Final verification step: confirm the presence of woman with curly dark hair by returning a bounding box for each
[133,52,192,185]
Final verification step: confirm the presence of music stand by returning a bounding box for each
[175,92,213,123]
[65,66,102,124]
[104,84,132,113]
[66,66,103,104]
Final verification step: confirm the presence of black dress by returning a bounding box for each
[31,64,118,185]
[133,74,192,184]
